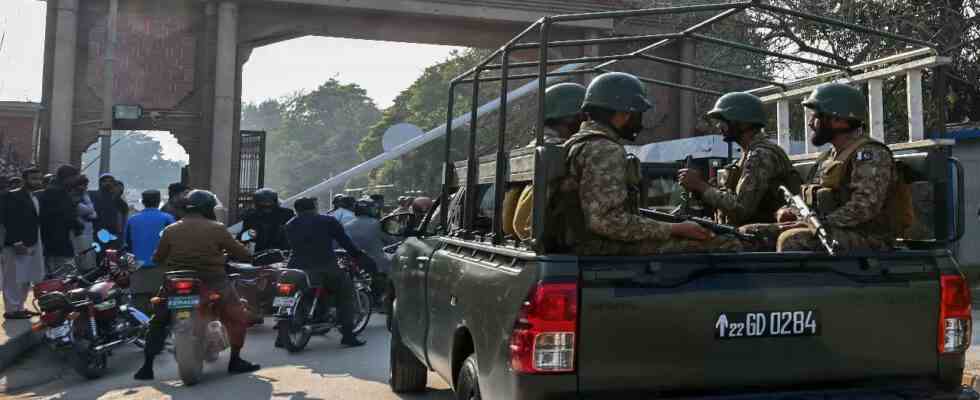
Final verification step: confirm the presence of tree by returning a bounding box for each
[261,79,382,196]
[81,132,186,193]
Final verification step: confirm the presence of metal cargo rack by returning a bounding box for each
[438,0,956,251]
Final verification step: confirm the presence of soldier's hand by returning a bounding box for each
[670,221,714,241]
[677,168,708,193]
[775,207,798,223]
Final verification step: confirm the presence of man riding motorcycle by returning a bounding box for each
[284,197,368,347]
[134,190,261,380]
[239,188,294,254]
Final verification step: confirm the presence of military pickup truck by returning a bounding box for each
[379,4,976,400]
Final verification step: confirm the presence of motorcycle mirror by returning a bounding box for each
[241,229,255,242]
[91,243,102,253]
[96,229,118,243]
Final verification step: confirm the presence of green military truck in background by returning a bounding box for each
[380,3,977,399]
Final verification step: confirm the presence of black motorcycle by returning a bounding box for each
[273,251,373,352]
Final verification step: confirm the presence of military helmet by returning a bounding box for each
[582,72,652,113]
[707,92,766,126]
[183,190,218,213]
[544,83,587,121]
[802,82,866,122]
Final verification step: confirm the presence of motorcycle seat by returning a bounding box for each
[165,270,199,279]
[226,263,261,277]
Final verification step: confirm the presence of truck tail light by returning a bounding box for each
[510,281,578,374]
[939,274,972,354]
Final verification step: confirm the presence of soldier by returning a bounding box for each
[776,82,898,252]
[512,83,587,240]
[547,72,740,255]
[677,92,800,249]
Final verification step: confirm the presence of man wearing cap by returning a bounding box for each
[124,190,176,309]
[89,173,128,241]
[677,92,801,249]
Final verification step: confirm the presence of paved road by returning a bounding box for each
[2,315,452,400]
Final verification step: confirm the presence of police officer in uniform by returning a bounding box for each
[776,83,898,253]
[677,92,801,249]
[549,72,741,255]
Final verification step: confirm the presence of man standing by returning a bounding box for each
[90,174,127,239]
[71,175,98,271]
[549,72,740,255]
[328,194,356,225]
[125,190,176,311]
[38,165,83,271]
[1,168,44,319]
[286,197,366,347]
[513,82,587,240]
[162,182,188,220]
[239,188,294,253]
[125,190,175,267]
[677,92,801,249]
[777,83,898,253]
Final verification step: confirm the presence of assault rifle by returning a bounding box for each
[639,208,757,242]
[778,185,840,255]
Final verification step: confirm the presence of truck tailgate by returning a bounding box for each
[577,254,941,394]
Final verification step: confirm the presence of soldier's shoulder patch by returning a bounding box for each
[855,150,876,161]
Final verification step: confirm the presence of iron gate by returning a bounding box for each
[238,130,266,212]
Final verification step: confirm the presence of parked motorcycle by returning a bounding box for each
[31,230,149,379]
[273,250,373,352]
[154,269,234,386]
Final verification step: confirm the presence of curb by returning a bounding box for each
[0,322,41,373]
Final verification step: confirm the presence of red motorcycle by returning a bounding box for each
[31,231,149,379]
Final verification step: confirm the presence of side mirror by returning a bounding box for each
[380,213,415,237]
[96,229,118,244]
[241,229,255,242]
[91,242,102,253]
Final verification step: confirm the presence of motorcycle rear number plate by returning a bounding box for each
[715,311,819,339]
[273,297,295,308]
[46,324,71,340]
[168,296,200,309]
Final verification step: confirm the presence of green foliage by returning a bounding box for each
[242,79,381,197]
[81,132,186,192]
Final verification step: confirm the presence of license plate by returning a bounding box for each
[175,310,191,320]
[168,296,200,310]
[273,296,295,308]
[46,324,71,340]
[715,310,820,339]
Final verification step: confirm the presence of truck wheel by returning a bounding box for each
[389,318,427,393]
[455,355,481,400]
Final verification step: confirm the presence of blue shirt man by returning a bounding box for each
[125,190,176,267]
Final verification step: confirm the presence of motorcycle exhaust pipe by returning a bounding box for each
[93,339,126,352]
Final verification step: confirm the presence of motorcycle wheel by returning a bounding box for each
[352,289,373,335]
[71,338,108,380]
[277,295,312,353]
[174,322,205,386]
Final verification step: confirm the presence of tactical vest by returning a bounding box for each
[544,133,642,252]
[716,140,801,225]
[802,136,915,238]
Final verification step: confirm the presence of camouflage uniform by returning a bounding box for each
[777,132,896,252]
[553,121,741,255]
[525,126,563,148]
[702,134,797,227]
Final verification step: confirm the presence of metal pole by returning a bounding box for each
[99,0,118,174]
[492,49,510,244]
[464,72,481,232]
[536,19,550,146]
[441,82,457,232]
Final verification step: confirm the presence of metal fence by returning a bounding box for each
[237,130,266,212]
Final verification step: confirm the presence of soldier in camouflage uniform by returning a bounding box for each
[678,93,800,251]
[549,72,741,255]
[776,83,898,253]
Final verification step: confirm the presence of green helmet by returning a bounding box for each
[544,83,587,121]
[802,82,866,121]
[707,92,766,126]
[582,72,653,113]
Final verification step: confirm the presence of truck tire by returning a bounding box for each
[455,355,481,400]
[389,318,427,393]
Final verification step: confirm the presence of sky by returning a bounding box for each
[0,0,462,159]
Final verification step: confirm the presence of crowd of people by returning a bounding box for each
[0,166,134,320]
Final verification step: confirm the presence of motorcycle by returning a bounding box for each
[31,230,150,379]
[230,230,290,325]
[154,270,234,386]
[273,250,373,352]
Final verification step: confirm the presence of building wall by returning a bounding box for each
[0,103,40,174]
